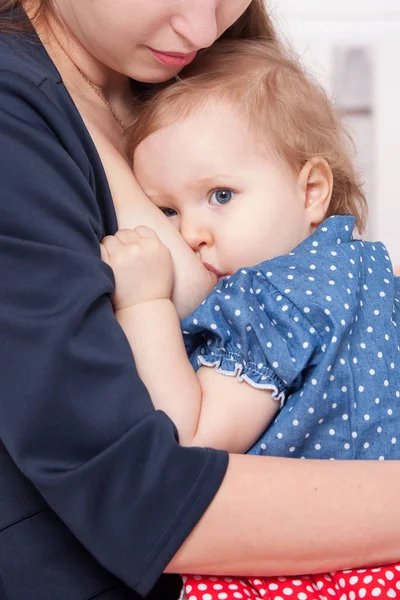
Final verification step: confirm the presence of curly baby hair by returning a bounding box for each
[129,39,367,232]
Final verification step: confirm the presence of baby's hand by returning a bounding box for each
[101,227,174,310]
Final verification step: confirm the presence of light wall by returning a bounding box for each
[268,0,400,264]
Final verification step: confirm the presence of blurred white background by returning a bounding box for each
[268,0,400,265]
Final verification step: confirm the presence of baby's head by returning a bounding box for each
[129,40,366,278]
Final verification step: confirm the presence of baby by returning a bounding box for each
[101,40,400,599]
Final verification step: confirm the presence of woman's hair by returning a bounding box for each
[128,40,367,232]
[0,0,46,29]
[0,0,278,42]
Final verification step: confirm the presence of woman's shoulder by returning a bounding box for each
[0,30,116,236]
[0,29,61,88]
[0,29,80,137]
[0,29,87,140]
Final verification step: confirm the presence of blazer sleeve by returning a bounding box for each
[0,70,228,596]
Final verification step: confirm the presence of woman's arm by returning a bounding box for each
[98,141,400,576]
[0,71,228,597]
[101,211,400,576]
[97,122,400,577]
[169,453,400,575]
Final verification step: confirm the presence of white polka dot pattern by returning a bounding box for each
[181,216,400,460]
[181,566,400,599]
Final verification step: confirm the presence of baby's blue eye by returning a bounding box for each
[210,189,233,205]
[161,207,177,218]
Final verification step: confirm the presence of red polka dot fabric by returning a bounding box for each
[182,564,400,599]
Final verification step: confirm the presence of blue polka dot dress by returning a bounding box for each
[181,216,400,459]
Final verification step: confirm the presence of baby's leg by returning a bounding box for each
[182,565,400,599]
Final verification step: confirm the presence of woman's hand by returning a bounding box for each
[101,227,174,310]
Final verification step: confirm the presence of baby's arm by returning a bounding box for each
[101,228,279,452]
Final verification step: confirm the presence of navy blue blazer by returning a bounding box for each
[0,13,228,600]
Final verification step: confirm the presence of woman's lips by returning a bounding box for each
[202,262,225,279]
[149,48,197,68]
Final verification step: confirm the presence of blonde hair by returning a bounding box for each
[128,40,367,232]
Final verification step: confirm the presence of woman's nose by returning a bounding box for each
[170,0,218,50]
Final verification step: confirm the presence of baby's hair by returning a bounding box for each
[128,40,367,232]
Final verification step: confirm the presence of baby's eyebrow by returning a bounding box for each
[194,175,236,187]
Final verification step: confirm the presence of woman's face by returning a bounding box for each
[52,0,252,82]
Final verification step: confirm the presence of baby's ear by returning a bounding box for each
[298,157,333,227]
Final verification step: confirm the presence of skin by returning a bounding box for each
[100,104,333,453]
[29,0,251,316]
[51,0,251,84]
[133,104,331,279]
[170,455,400,576]
[24,0,400,581]
[41,0,252,130]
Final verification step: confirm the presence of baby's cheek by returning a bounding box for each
[228,240,268,271]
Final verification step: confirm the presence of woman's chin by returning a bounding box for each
[130,64,181,84]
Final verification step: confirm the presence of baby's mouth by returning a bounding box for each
[202,261,226,280]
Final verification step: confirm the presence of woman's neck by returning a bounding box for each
[22,1,132,112]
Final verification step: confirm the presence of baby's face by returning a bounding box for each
[133,104,312,278]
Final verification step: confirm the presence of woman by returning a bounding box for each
[0,2,399,600]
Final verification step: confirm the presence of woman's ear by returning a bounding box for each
[297,157,333,227]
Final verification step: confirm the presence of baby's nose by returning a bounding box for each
[180,219,213,251]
